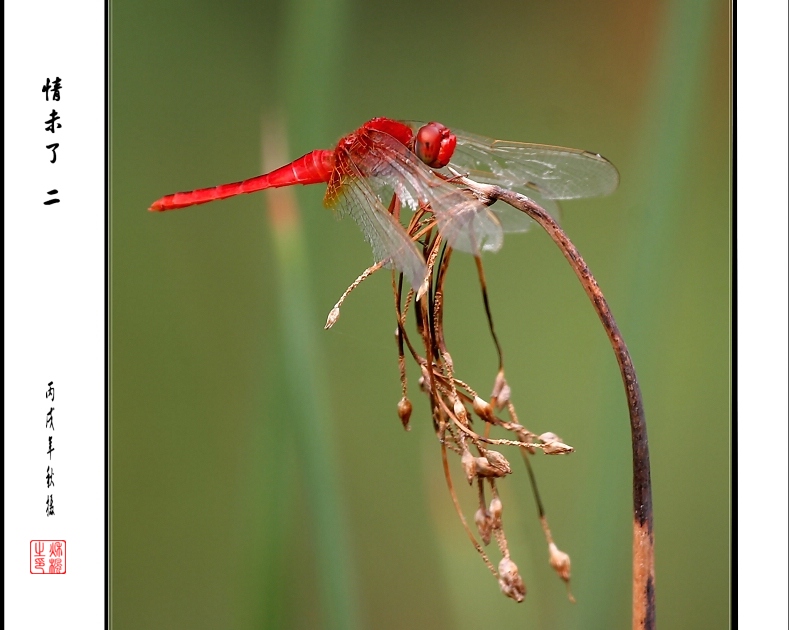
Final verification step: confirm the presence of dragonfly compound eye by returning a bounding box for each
[415,122,457,169]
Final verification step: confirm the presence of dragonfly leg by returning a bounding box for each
[386,192,401,221]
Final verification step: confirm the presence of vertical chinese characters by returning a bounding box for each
[45,381,55,517]
[42,77,62,205]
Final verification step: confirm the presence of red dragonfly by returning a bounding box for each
[150,117,619,292]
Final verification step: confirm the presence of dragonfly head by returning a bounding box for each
[414,122,456,169]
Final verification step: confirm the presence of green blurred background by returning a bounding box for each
[110,0,730,627]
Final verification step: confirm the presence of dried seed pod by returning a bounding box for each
[324,306,341,329]
[397,397,413,431]
[498,557,526,603]
[453,398,468,423]
[475,507,493,545]
[490,371,511,409]
[542,441,574,454]
[474,457,510,478]
[497,382,511,408]
[548,542,575,602]
[539,432,574,454]
[485,450,512,475]
[472,395,495,423]
[489,496,503,529]
[461,449,477,484]
[548,542,571,582]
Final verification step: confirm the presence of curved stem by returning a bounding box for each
[488,187,655,630]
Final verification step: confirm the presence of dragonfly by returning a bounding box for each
[150,117,619,293]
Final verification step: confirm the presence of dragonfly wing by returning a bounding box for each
[437,203,504,254]
[325,150,427,292]
[446,128,620,201]
[354,130,504,255]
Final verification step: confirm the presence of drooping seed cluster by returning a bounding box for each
[326,196,575,604]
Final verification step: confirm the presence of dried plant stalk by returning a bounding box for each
[468,182,656,630]
[326,177,654,629]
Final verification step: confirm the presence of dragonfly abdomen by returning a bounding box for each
[149,149,334,211]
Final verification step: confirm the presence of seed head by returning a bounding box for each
[472,395,495,422]
[475,507,493,545]
[397,397,413,431]
[491,371,511,409]
[548,542,571,582]
[548,542,575,602]
[498,557,526,603]
[324,306,341,329]
[486,450,512,474]
[461,449,477,484]
[489,496,503,529]
[453,398,468,424]
[539,432,574,455]
[475,455,511,478]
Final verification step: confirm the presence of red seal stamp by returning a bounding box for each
[30,540,66,574]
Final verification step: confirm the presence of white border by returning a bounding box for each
[736,2,789,626]
[4,2,105,628]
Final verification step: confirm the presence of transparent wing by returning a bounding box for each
[448,128,620,200]
[352,130,504,255]
[324,148,427,293]
[399,121,619,202]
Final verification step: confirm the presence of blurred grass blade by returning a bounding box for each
[625,0,719,303]
[584,0,719,626]
[269,0,358,626]
[263,117,360,630]
[281,0,349,150]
